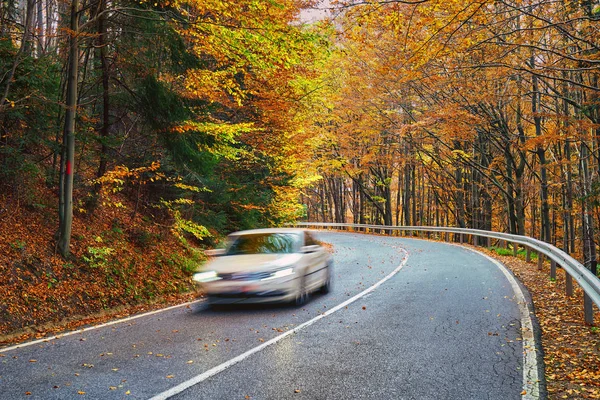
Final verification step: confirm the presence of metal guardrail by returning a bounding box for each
[294,222,600,324]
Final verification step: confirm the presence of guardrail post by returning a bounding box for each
[538,254,543,271]
[473,235,477,246]
[584,294,594,325]
[513,243,518,257]
[460,233,464,244]
[566,274,573,297]
[526,248,531,262]
[486,237,491,247]
[550,260,557,280]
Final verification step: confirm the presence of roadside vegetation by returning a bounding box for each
[0,187,204,343]
[483,247,600,399]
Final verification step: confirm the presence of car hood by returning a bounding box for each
[205,253,303,273]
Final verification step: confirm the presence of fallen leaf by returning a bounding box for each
[78,391,85,395]
[166,375,175,379]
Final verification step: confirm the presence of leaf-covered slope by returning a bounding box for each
[0,186,201,343]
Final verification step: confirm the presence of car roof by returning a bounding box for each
[227,227,307,237]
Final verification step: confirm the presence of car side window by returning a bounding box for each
[304,232,318,246]
[227,233,297,254]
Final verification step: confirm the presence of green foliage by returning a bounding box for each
[46,272,59,289]
[129,228,161,249]
[83,247,115,269]
[138,75,190,131]
[167,248,205,276]
[489,246,538,260]
[0,41,61,196]
[172,209,211,240]
[10,240,26,251]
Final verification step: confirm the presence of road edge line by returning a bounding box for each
[0,299,204,353]
[465,247,541,399]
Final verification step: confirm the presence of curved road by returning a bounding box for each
[0,232,542,399]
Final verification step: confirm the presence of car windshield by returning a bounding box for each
[226,233,299,255]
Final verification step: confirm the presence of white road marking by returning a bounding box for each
[465,247,541,399]
[0,299,204,353]
[149,249,410,400]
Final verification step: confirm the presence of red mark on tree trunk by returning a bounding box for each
[66,160,72,175]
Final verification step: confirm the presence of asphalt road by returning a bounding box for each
[0,232,541,399]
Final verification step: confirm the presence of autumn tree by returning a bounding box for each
[303,0,600,269]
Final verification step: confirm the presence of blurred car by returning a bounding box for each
[193,228,332,306]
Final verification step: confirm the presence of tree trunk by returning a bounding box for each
[36,0,44,55]
[96,0,110,179]
[58,0,79,257]
[403,163,411,225]
[531,58,551,242]
[580,142,597,323]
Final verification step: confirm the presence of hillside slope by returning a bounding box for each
[0,186,202,344]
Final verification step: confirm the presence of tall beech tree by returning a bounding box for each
[57,0,80,257]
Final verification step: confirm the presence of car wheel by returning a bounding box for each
[294,277,308,307]
[319,266,332,294]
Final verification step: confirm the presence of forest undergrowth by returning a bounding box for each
[0,186,201,345]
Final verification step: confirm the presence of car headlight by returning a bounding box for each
[193,271,221,283]
[261,267,295,281]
